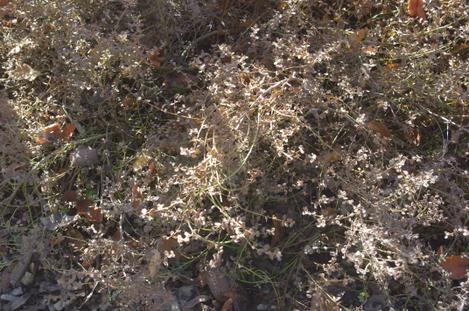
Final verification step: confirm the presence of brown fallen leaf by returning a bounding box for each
[111,226,122,241]
[157,237,181,260]
[131,184,143,209]
[406,127,421,146]
[148,162,157,175]
[200,269,236,302]
[76,197,93,214]
[148,248,162,279]
[271,217,284,246]
[363,45,378,56]
[36,122,76,145]
[221,55,232,64]
[452,43,469,60]
[126,240,143,249]
[36,123,62,145]
[221,297,234,311]
[81,257,94,269]
[60,123,76,140]
[76,197,103,223]
[66,228,87,250]
[0,0,10,7]
[9,230,38,288]
[199,269,247,311]
[367,120,392,139]
[165,72,198,91]
[349,28,368,49]
[408,0,426,19]
[121,94,138,110]
[441,255,469,280]
[148,48,163,68]
[62,190,79,202]
[385,62,399,70]
[319,150,342,165]
[87,205,103,223]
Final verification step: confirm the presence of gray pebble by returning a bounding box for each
[20,271,34,286]
[11,287,23,296]
[70,146,98,167]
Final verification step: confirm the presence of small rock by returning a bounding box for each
[10,293,30,310]
[364,295,387,311]
[10,287,23,296]
[53,300,66,311]
[1,294,17,301]
[167,302,181,311]
[177,285,196,303]
[20,271,34,286]
[70,146,98,167]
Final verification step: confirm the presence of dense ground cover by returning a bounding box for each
[0,1,468,310]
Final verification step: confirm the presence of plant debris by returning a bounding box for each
[1,0,467,309]
[441,256,469,280]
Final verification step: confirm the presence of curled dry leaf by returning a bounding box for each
[319,150,342,165]
[111,226,122,241]
[270,217,284,246]
[385,62,399,70]
[367,120,392,139]
[62,190,79,202]
[76,197,92,214]
[221,297,234,311]
[65,228,87,250]
[36,123,75,145]
[200,269,247,310]
[221,55,232,64]
[452,43,469,60]
[199,270,235,302]
[61,123,76,140]
[148,48,163,68]
[126,240,143,249]
[157,237,181,260]
[9,230,39,288]
[164,72,197,90]
[148,248,162,279]
[148,162,157,175]
[121,94,137,109]
[408,0,426,19]
[87,205,103,223]
[76,197,103,223]
[441,255,469,280]
[131,184,143,209]
[36,123,61,145]
[363,46,378,56]
[405,127,421,146]
[354,28,368,42]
